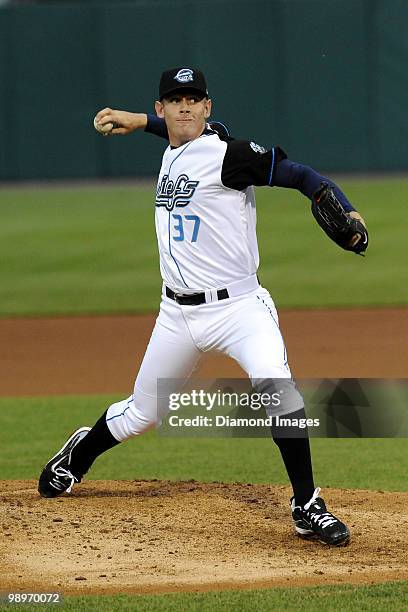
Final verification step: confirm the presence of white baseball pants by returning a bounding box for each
[106,284,303,441]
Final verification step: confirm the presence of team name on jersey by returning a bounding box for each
[156,174,199,211]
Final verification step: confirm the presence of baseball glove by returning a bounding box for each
[311,182,368,255]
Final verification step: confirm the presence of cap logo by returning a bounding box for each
[174,68,194,83]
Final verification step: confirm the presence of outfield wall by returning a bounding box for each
[0,0,407,179]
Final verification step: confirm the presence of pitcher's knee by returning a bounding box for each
[252,377,304,417]
[106,393,159,442]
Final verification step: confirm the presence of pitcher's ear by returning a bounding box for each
[204,98,212,118]
[155,100,164,118]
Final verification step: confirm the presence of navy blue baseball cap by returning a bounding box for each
[159,67,208,100]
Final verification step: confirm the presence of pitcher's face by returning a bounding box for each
[155,92,212,147]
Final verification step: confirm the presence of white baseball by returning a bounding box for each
[93,116,113,135]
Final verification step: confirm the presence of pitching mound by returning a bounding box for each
[1,480,408,595]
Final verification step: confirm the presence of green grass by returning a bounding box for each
[65,582,408,611]
[0,185,158,316]
[1,177,407,316]
[1,581,407,611]
[1,395,407,490]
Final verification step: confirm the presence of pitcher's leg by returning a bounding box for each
[106,309,201,441]
[39,300,201,497]
[216,289,290,380]
[219,288,314,505]
[69,316,201,478]
[223,288,303,411]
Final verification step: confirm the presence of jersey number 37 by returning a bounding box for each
[172,214,201,242]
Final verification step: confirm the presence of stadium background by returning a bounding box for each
[0,0,408,180]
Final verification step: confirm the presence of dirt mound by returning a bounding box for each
[1,480,407,595]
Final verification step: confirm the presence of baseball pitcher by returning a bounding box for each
[39,67,369,546]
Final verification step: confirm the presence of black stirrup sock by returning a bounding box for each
[70,410,119,477]
[271,408,315,506]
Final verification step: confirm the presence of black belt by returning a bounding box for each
[165,286,229,305]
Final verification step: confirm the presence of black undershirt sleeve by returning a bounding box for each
[274,159,355,211]
[145,114,169,139]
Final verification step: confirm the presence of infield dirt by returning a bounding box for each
[1,307,407,396]
[1,308,407,594]
[1,480,408,595]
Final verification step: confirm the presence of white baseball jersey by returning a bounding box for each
[154,130,284,292]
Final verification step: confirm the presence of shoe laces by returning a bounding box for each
[307,511,337,529]
[304,487,337,528]
[51,466,78,493]
[304,487,321,510]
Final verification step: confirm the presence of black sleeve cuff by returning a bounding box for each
[145,114,169,140]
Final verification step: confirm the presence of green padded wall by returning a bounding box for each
[0,0,407,179]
